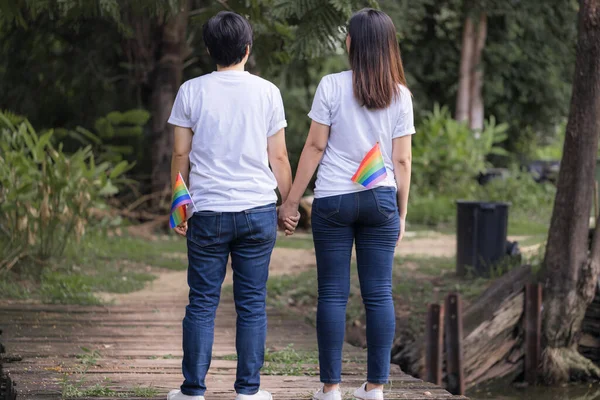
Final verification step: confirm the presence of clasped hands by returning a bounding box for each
[278,201,300,236]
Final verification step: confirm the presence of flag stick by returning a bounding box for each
[179,172,198,212]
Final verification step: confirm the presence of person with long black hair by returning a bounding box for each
[279,9,415,400]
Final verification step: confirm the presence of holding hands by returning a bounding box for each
[278,201,300,236]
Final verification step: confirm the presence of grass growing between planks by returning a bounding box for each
[217,345,362,377]
[0,232,188,305]
[61,381,159,398]
[61,348,160,398]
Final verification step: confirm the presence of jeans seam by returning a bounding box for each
[244,203,276,214]
[244,213,254,240]
[233,213,238,239]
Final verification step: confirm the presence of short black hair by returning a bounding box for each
[202,11,253,67]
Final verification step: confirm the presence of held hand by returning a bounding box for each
[174,220,188,237]
[397,217,406,247]
[278,202,300,236]
[284,216,300,236]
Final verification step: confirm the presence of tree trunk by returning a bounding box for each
[150,4,189,194]
[456,14,475,123]
[541,0,600,383]
[468,12,487,131]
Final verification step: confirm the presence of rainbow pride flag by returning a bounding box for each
[170,172,194,229]
[351,143,387,189]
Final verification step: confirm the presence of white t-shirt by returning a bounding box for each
[168,70,287,212]
[308,70,415,199]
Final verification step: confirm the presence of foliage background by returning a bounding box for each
[0,0,578,271]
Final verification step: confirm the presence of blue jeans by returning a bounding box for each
[312,187,400,384]
[181,204,277,396]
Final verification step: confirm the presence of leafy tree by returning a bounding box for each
[382,0,577,154]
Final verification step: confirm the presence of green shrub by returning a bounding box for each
[409,194,456,226]
[62,109,150,164]
[407,105,556,228]
[0,112,129,271]
[412,104,508,194]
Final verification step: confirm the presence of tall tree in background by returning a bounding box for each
[0,0,191,193]
[541,0,600,383]
[120,3,190,193]
[456,7,487,130]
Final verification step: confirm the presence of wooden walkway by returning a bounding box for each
[1,271,467,399]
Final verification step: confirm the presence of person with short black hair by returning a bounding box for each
[202,11,253,67]
[167,11,298,400]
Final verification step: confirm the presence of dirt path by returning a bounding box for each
[1,246,464,399]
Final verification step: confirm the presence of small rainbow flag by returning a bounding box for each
[170,172,194,229]
[351,143,387,189]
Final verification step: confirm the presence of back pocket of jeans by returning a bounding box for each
[187,212,221,247]
[372,188,398,220]
[312,196,342,219]
[245,208,277,243]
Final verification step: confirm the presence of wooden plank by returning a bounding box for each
[2,276,466,399]
[425,303,444,386]
[445,293,465,395]
[524,283,542,385]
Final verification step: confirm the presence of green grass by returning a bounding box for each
[39,265,156,305]
[508,215,550,236]
[72,233,188,271]
[264,344,319,364]
[267,268,318,311]
[275,235,315,249]
[0,273,32,299]
[1,232,184,305]
[41,273,102,305]
[62,382,118,398]
[263,345,319,376]
[132,386,159,397]
[219,346,320,376]
[75,348,101,368]
[62,382,157,398]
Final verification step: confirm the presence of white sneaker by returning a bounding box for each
[312,387,342,400]
[235,390,273,400]
[167,390,205,400]
[353,383,383,400]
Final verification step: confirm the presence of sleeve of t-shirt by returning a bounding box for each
[393,86,416,138]
[308,76,331,126]
[168,83,194,128]
[267,86,287,137]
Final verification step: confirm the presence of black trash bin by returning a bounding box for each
[456,201,510,277]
